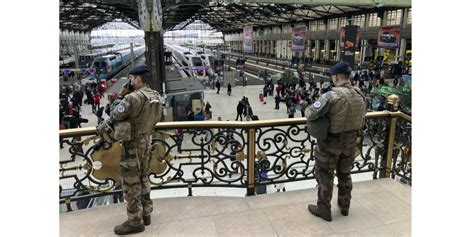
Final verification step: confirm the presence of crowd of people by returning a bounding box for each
[59,84,108,132]
[231,65,404,120]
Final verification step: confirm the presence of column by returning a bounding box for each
[258,40,261,55]
[144,31,165,92]
[398,38,407,62]
[335,40,341,61]
[305,40,311,59]
[401,8,407,29]
[281,40,285,59]
[315,40,321,60]
[130,42,135,68]
[270,40,274,57]
[367,44,373,61]
[256,41,259,55]
[378,48,384,58]
[73,42,79,68]
[288,40,292,60]
[364,13,369,30]
[263,40,268,56]
[138,0,165,92]
[382,10,388,26]
[361,39,368,65]
[267,40,270,56]
[324,40,330,61]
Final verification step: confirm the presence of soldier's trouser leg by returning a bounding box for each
[137,136,153,217]
[120,140,144,226]
[336,153,356,211]
[314,145,338,211]
[315,161,336,211]
[140,174,152,216]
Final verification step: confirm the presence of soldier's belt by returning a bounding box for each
[328,131,359,139]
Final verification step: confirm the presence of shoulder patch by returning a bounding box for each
[313,101,322,108]
[117,105,125,113]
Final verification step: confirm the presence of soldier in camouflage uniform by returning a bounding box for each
[97,65,162,235]
[305,61,367,222]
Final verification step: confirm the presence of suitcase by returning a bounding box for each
[251,115,259,121]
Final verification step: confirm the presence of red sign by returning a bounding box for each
[377,27,401,49]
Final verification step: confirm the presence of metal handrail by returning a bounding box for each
[60,110,409,138]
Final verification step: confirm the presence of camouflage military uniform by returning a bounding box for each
[108,86,162,227]
[305,80,366,220]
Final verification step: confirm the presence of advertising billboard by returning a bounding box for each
[243,25,254,53]
[291,25,307,52]
[377,27,401,49]
[341,25,358,67]
[339,26,360,49]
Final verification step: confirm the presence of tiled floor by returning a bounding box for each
[60,178,411,236]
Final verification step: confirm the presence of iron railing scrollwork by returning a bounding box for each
[60,97,411,212]
[391,114,412,184]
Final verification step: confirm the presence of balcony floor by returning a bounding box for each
[60,178,411,236]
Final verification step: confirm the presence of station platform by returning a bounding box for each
[223,51,334,69]
[60,178,411,236]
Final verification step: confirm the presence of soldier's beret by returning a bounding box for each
[330,61,351,75]
[129,65,150,75]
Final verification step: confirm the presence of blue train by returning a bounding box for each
[92,45,146,80]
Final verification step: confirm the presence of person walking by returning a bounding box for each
[205,102,212,120]
[358,78,364,88]
[216,80,221,94]
[93,91,100,113]
[236,101,244,121]
[227,83,232,96]
[85,87,93,106]
[276,83,282,96]
[287,102,296,118]
[305,61,367,222]
[275,94,281,110]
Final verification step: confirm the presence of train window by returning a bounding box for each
[94,62,107,68]
[192,57,203,66]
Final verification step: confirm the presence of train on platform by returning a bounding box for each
[92,45,146,80]
[164,43,208,80]
[60,44,139,69]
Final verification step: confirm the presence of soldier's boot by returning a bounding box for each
[143,215,151,226]
[114,220,145,235]
[308,204,332,222]
[339,207,349,216]
[338,201,350,216]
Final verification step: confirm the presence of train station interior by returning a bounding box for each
[1,0,473,236]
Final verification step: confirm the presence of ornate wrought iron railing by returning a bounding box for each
[59,95,411,211]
